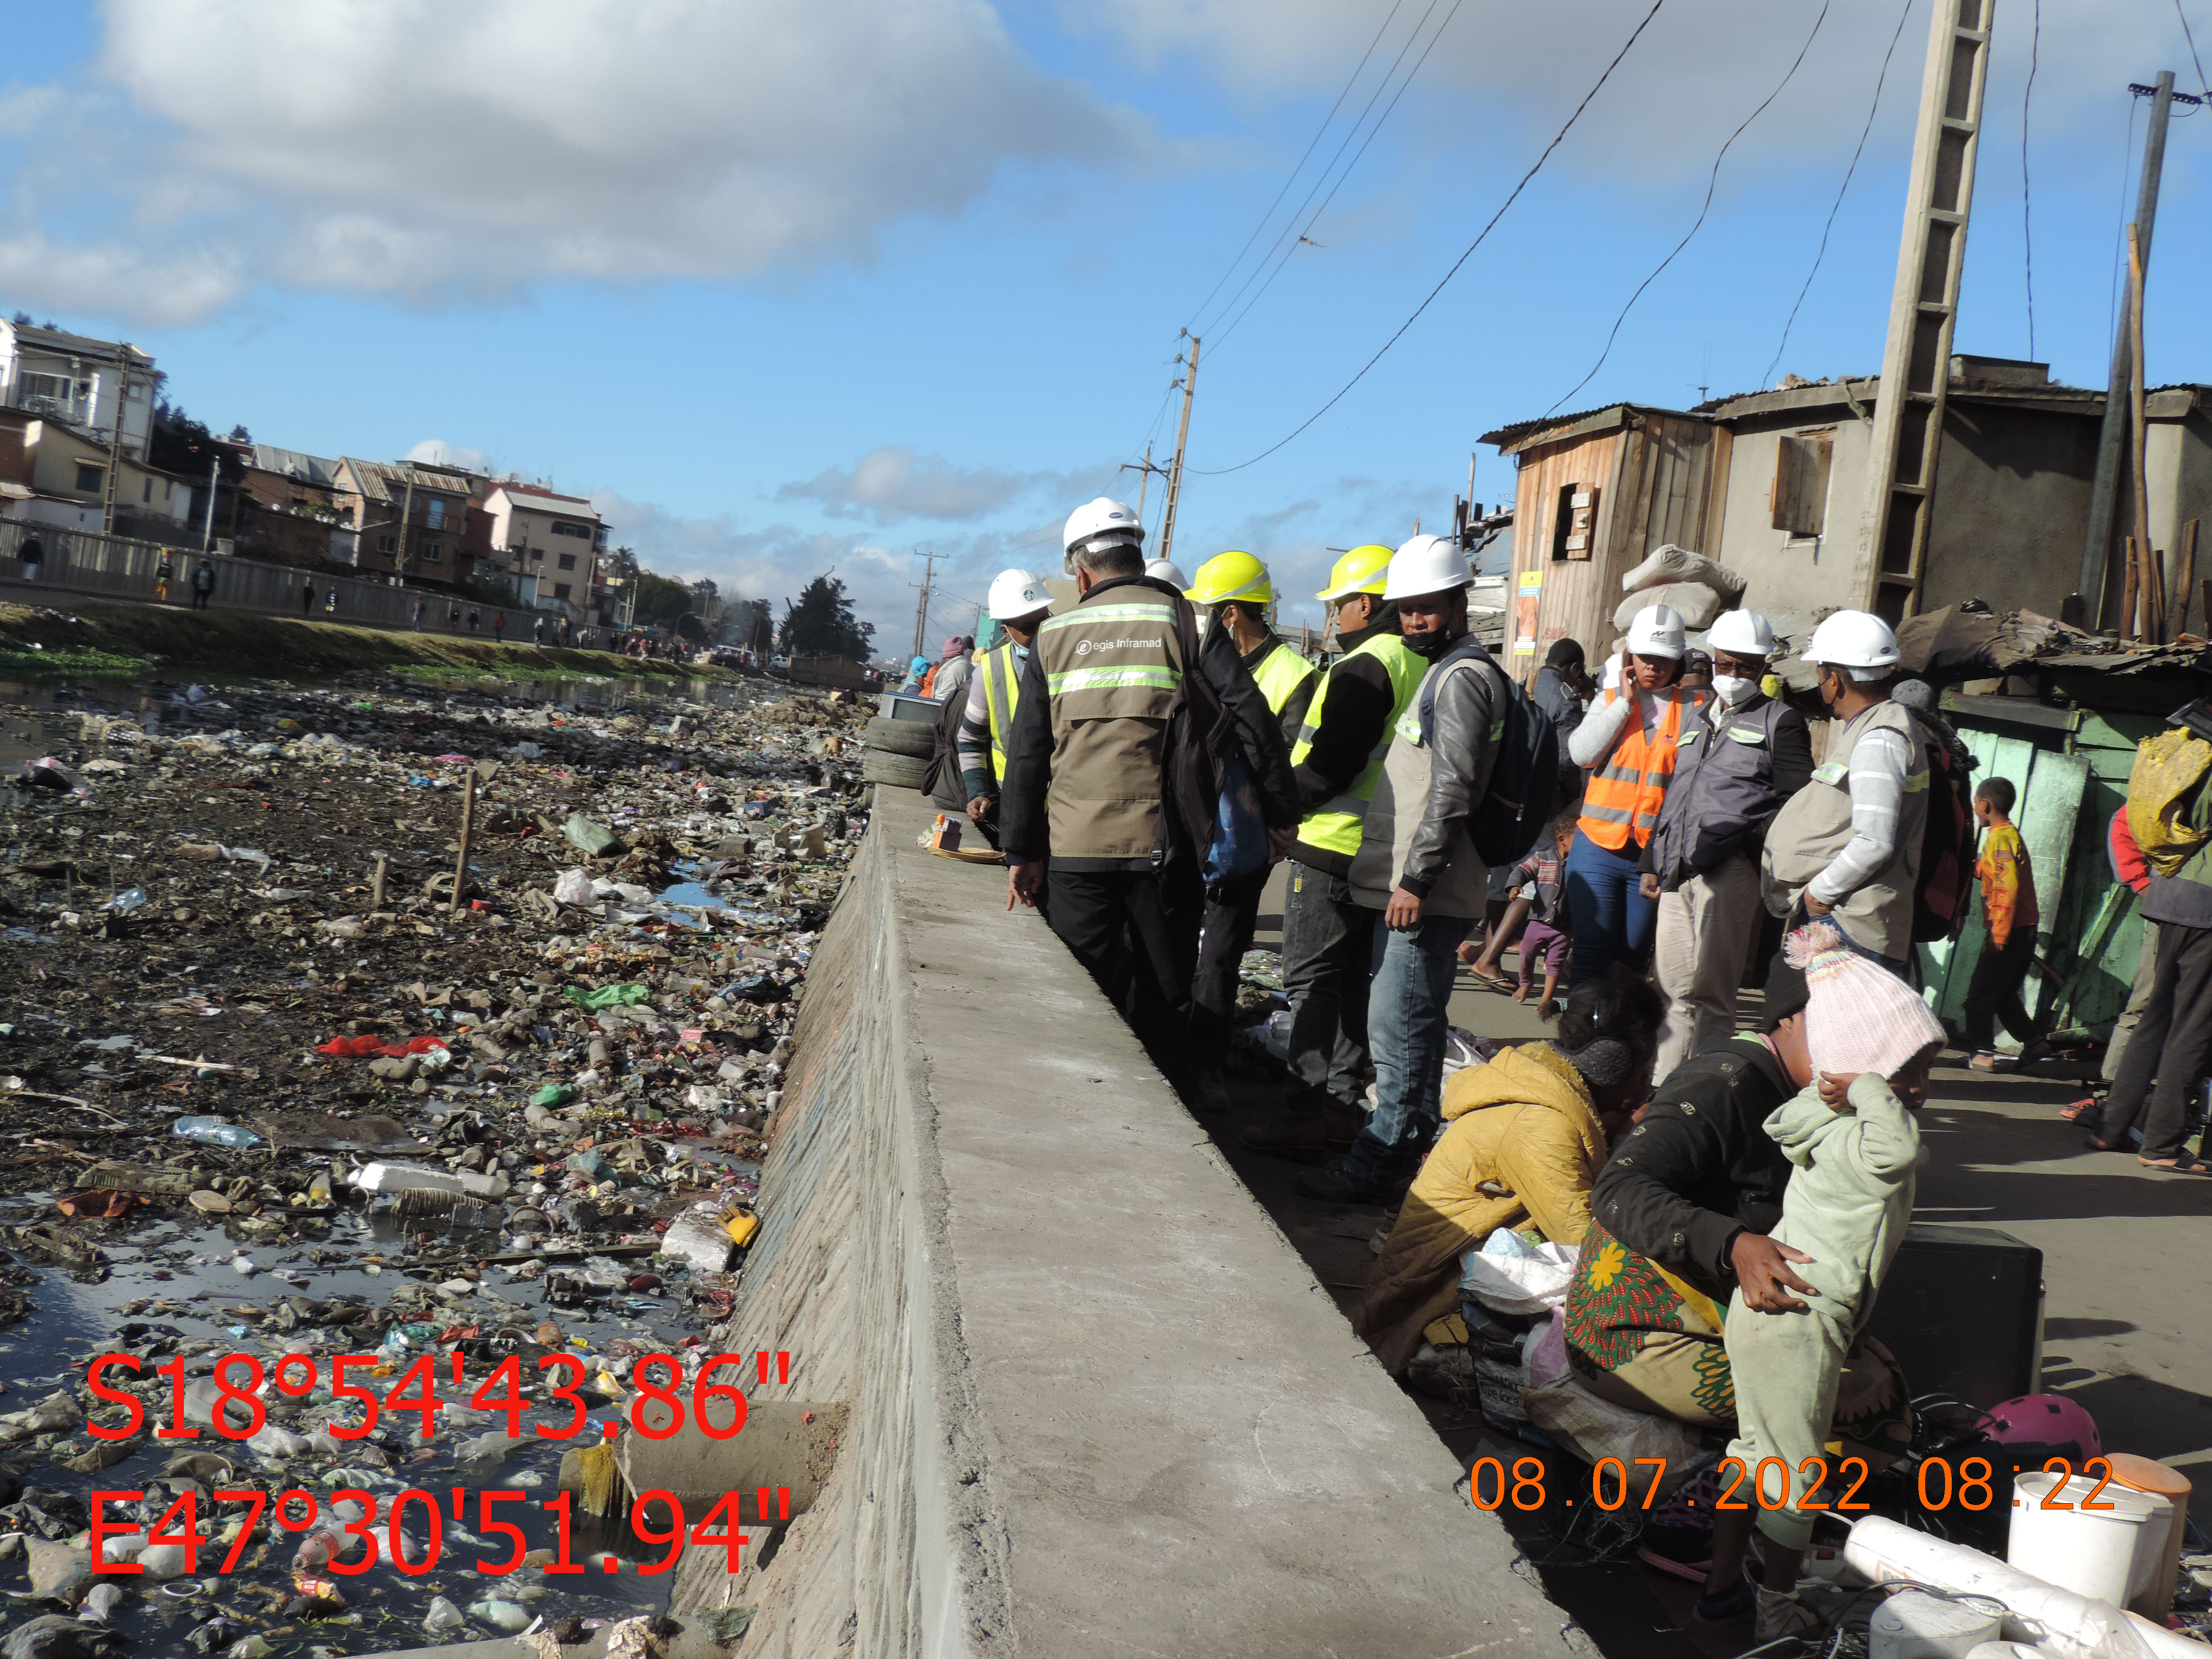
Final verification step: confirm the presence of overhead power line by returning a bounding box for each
[1208,0,1467,358]
[1544,0,1832,418]
[2178,0,2211,102]
[2022,0,2041,360]
[1182,0,1409,336]
[1762,0,1916,389]
[1192,0,1670,477]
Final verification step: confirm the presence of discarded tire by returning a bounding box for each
[861,750,932,790]
[862,716,936,759]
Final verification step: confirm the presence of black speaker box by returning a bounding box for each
[1866,1223,2043,1411]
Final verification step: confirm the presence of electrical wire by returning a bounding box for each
[2178,0,2212,102]
[1545,0,1832,418]
[1182,0,1409,336]
[1190,0,1669,477]
[2021,0,2040,361]
[1761,0,1914,390]
[2108,94,2141,362]
[1196,0,1449,349]
[1207,0,1466,358]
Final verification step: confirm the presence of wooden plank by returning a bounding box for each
[1940,693,2079,733]
[2015,750,2089,1022]
[2075,711,2163,751]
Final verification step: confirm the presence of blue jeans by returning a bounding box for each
[1565,828,1655,985]
[1344,910,1473,1181]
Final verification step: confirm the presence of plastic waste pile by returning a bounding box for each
[0,672,869,1650]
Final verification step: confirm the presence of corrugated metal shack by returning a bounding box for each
[1898,606,2212,1041]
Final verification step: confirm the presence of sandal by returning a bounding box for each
[2059,1096,2099,1122]
[2084,1137,2122,1152]
[2140,1153,2212,1176]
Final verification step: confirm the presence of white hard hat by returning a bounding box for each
[1144,558,1189,588]
[1063,497,1145,554]
[1625,603,1687,660]
[986,568,1052,622]
[1804,609,1900,671]
[1706,609,1776,657]
[1381,534,1472,601]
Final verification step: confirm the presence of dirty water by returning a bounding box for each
[0,665,870,1653]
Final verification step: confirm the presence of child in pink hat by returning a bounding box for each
[1700,921,1944,1642]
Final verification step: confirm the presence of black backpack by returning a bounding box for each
[1909,715,1978,943]
[1421,645,1559,868]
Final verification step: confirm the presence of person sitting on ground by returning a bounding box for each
[1700,920,1941,1643]
[1563,953,1917,1592]
[1351,972,1665,1376]
[1963,776,2052,1068]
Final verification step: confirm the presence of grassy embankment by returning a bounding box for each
[0,599,737,685]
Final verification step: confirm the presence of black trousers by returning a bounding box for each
[1278,862,1373,1120]
[2102,920,2212,1160]
[1046,864,1201,1091]
[1189,866,1271,1057]
[1962,930,2039,1051]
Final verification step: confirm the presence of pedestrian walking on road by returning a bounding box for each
[2089,704,2212,1174]
[468,607,482,635]
[324,587,338,614]
[534,616,546,646]
[1962,776,2052,1068]
[493,612,506,644]
[191,559,216,611]
[15,534,42,581]
[560,616,573,648]
[301,579,316,616]
[1642,609,1812,1080]
[1760,612,1926,975]
[155,552,175,604]
[412,596,426,632]
[448,603,460,630]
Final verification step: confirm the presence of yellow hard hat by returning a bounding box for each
[1186,549,1272,606]
[1317,544,1394,602]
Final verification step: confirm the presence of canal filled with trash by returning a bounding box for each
[0,667,865,1654]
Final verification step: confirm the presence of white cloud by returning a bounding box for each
[0,0,1151,323]
[0,228,243,328]
[1081,0,2191,179]
[406,439,492,473]
[775,445,1124,524]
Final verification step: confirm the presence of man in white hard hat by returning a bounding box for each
[1001,501,1298,1092]
[1638,609,1814,1079]
[1145,558,1189,589]
[1760,610,1927,973]
[1564,603,1710,983]
[1301,534,1513,1203]
[952,569,1054,846]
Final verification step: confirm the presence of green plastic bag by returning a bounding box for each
[531,1083,577,1107]
[563,983,651,1011]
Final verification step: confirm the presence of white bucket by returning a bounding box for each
[1868,1589,2002,1659]
[2007,1470,2160,1606]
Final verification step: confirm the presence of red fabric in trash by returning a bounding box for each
[315,1034,451,1058]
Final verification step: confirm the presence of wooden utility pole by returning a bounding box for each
[2078,74,2178,623]
[1156,334,1200,571]
[393,473,417,586]
[1119,442,1167,521]
[2127,223,2157,640]
[1851,0,1994,621]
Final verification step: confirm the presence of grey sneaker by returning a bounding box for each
[1753,1588,1823,1645]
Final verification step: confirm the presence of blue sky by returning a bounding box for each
[3,0,2207,649]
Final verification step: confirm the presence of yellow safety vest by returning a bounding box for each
[1248,638,1318,717]
[979,640,1025,783]
[1291,633,1426,858]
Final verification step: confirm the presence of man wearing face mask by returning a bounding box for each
[1302,535,1507,1203]
[1640,609,1814,1081]
[1761,610,1926,974]
[1240,544,1426,1163]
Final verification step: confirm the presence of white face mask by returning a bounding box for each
[1712,674,1758,707]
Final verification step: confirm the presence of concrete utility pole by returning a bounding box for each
[2077,73,2179,624]
[1851,0,1995,621]
[1156,334,1200,571]
[99,344,133,538]
[202,451,219,551]
[909,550,939,662]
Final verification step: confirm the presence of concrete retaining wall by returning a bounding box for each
[669,787,1584,1657]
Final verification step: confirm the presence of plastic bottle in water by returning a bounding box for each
[171,1116,263,1149]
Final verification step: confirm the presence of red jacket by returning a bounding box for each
[2109,805,2151,895]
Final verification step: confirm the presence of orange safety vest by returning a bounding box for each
[1577,689,1708,852]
